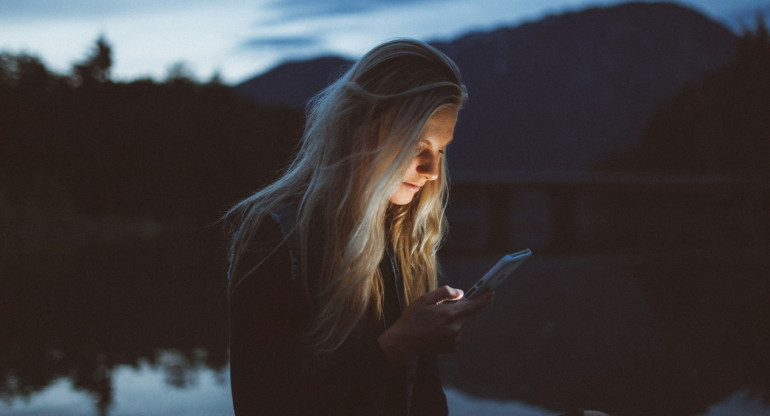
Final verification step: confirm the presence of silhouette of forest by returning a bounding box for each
[0,36,303,225]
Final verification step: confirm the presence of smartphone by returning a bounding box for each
[464,249,532,299]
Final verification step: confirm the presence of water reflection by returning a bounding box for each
[1,223,768,415]
[2,353,232,416]
[0,224,230,415]
[440,251,770,415]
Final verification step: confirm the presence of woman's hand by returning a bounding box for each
[377,285,494,365]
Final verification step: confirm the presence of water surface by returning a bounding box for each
[1,225,768,415]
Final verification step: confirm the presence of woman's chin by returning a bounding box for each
[389,191,416,205]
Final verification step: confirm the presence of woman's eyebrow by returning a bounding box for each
[420,138,453,147]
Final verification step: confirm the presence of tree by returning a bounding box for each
[0,52,58,91]
[164,61,197,84]
[73,35,113,87]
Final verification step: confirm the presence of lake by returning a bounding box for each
[1,223,768,415]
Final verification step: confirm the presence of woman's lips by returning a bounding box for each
[403,182,421,191]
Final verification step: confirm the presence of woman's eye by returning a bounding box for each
[414,143,446,156]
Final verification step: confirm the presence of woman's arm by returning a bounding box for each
[229,218,397,415]
[410,354,449,416]
[229,220,303,414]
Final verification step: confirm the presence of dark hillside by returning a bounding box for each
[235,2,738,173]
[237,56,353,107]
[595,21,770,176]
[432,1,738,173]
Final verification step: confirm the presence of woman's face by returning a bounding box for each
[389,107,457,205]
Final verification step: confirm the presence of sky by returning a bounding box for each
[1,0,768,85]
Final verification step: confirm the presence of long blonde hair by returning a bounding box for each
[225,39,466,352]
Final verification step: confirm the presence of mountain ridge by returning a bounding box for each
[236,2,738,173]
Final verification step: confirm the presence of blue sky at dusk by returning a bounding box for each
[1,0,767,84]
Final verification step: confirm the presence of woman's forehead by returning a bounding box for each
[421,108,457,146]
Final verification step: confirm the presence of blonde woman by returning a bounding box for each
[225,39,493,415]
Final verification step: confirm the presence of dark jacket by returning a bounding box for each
[228,204,448,415]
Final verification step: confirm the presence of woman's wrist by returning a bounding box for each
[377,326,413,366]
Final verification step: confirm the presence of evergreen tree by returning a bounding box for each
[73,35,113,87]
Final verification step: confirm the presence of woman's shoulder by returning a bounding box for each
[229,212,308,323]
[230,198,300,272]
[229,212,293,293]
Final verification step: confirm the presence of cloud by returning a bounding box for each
[240,35,321,49]
[263,0,434,21]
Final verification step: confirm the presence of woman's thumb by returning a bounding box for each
[420,285,463,305]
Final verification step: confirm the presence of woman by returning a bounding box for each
[225,39,494,415]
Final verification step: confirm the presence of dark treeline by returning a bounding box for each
[0,36,303,224]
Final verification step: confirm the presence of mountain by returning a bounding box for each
[235,2,738,173]
[236,56,353,108]
[595,24,770,176]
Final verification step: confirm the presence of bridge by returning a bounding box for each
[444,172,770,254]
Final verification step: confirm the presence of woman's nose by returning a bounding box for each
[417,154,440,181]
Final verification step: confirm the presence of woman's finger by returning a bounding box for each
[448,290,494,319]
[418,285,464,306]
